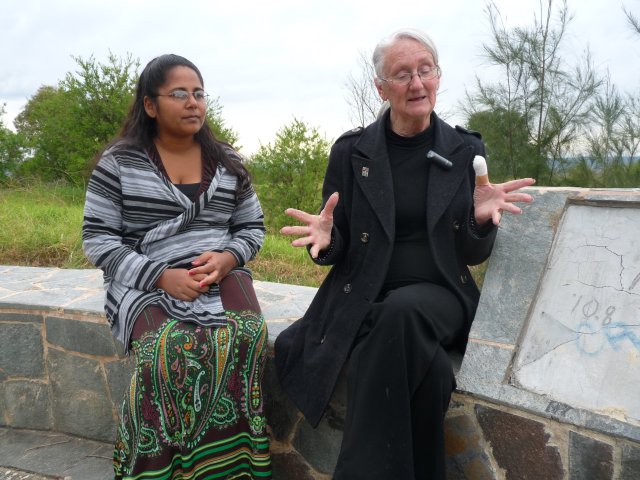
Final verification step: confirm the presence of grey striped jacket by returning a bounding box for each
[82,144,265,350]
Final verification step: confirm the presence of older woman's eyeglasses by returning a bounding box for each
[155,90,209,102]
[380,66,441,86]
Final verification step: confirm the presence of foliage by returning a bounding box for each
[249,118,330,232]
[15,53,139,185]
[467,108,540,181]
[463,0,601,185]
[625,5,640,35]
[0,104,25,180]
[562,78,640,187]
[206,96,240,147]
[12,53,240,185]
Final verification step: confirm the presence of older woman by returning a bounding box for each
[275,28,534,479]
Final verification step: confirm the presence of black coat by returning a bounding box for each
[274,111,497,427]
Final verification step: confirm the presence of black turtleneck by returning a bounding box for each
[382,118,445,293]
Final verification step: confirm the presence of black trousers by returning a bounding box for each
[333,282,464,480]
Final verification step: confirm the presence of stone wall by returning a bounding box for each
[2,300,638,480]
[0,307,130,443]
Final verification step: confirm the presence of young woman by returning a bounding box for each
[83,54,271,479]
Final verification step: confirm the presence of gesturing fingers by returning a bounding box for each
[281,225,311,237]
[290,236,314,248]
[320,192,339,219]
[504,192,534,204]
[502,177,536,193]
[284,208,314,225]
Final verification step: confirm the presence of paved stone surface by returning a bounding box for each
[0,427,112,480]
[0,468,58,480]
[1,470,52,479]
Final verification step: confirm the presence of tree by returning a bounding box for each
[344,51,383,128]
[249,118,331,232]
[467,108,539,182]
[624,5,640,35]
[14,86,74,181]
[14,53,239,184]
[0,104,24,180]
[463,0,601,184]
[206,96,239,147]
[15,53,139,184]
[576,77,640,187]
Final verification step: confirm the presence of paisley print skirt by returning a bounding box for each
[114,271,272,479]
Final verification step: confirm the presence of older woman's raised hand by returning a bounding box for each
[473,178,536,226]
[281,192,339,258]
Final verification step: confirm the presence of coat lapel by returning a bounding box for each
[348,113,475,239]
[426,116,475,231]
[352,119,395,240]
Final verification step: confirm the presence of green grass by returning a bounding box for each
[0,181,484,288]
[247,235,328,287]
[0,182,90,268]
[0,181,328,286]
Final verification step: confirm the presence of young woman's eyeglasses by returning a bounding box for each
[155,90,209,102]
[380,66,441,86]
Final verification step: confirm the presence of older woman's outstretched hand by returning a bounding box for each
[281,192,339,259]
[473,178,536,226]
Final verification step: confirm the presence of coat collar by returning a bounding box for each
[350,110,475,237]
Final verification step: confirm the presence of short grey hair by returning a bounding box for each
[372,28,439,80]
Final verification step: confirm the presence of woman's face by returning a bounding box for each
[376,38,440,133]
[143,66,207,139]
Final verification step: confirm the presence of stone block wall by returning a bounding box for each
[445,396,640,480]
[0,308,132,443]
[263,354,640,480]
[3,299,638,480]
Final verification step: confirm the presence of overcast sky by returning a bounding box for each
[1,0,639,155]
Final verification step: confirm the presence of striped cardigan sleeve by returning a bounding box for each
[82,151,168,291]
[223,182,266,267]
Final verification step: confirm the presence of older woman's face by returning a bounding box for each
[376,38,440,132]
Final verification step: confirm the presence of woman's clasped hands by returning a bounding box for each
[156,251,238,301]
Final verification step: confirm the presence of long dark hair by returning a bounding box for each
[108,54,249,191]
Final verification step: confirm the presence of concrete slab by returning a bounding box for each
[512,203,640,423]
[457,187,640,443]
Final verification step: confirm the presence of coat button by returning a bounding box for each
[360,232,370,243]
[452,220,461,231]
[460,274,468,284]
[343,283,352,293]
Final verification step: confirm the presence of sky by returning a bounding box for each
[1,0,639,156]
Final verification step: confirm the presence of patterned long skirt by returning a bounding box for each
[114,271,272,479]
